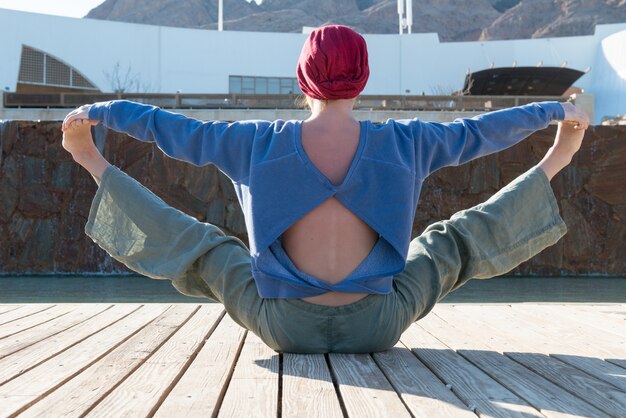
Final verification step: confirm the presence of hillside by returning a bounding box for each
[85,0,626,41]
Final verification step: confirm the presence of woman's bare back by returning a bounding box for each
[281,116,378,306]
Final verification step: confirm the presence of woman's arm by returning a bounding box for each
[394,101,587,179]
[63,101,271,181]
[537,122,586,181]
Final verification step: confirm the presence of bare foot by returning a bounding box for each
[537,122,586,180]
[62,119,110,182]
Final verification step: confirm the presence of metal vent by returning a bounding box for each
[17,45,98,90]
[18,47,44,83]
[45,55,71,86]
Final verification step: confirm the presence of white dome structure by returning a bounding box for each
[592,28,626,122]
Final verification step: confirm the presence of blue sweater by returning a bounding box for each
[89,100,564,298]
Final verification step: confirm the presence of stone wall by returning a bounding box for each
[0,121,624,276]
[415,126,626,276]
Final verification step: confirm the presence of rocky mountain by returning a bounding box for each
[480,0,626,40]
[334,0,502,41]
[85,0,626,41]
[86,0,261,28]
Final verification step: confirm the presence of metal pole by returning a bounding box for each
[397,0,404,34]
[218,0,223,31]
[406,0,412,34]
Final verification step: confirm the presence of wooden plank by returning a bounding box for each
[217,331,279,418]
[154,314,245,418]
[419,308,608,418]
[506,351,626,417]
[0,304,139,384]
[508,304,626,356]
[19,304,197,418]
[0,304,112,359]
[372,344,476,418]
[450,304,626,391]
[446,305,626,416]
[0,304,168,417]
[498,305,626,391]
[400,323,543,418]
[460,350,610,418]
[0,304,74,339]
[86,305,224,417]
[512,305,626,350]
[582,304,626,313]
[573,303,626,316]
[0,305,55,326]
[0,305,21,316]
[282,353,343,418]
[606,358,626,369]
[548,355,626,392]
[328,353,411,418]
[450,304,624,365]
[546,304,625,335]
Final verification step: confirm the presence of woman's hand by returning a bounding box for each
[560,102,590,130]
[537,122,586,180]
[62,104,98,132]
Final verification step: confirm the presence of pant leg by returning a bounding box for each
[85,165,264,332]
[393,166,567,324]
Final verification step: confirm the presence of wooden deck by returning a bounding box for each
[0,303,623,417]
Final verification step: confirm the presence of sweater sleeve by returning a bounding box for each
[397,101,564,178]
[88,100,270,181]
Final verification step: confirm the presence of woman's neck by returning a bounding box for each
[307,98,357,122]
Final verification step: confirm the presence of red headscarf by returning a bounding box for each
[296,25,370,101]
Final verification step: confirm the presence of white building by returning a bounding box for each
[1,8,625,123]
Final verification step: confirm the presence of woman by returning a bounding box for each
[62,25,587,353]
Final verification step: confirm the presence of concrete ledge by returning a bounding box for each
[0,108,483,123]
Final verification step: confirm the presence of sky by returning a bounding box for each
[0,0,262,18]
[0,0,108,18]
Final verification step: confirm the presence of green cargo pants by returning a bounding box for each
[86,166,566,353]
